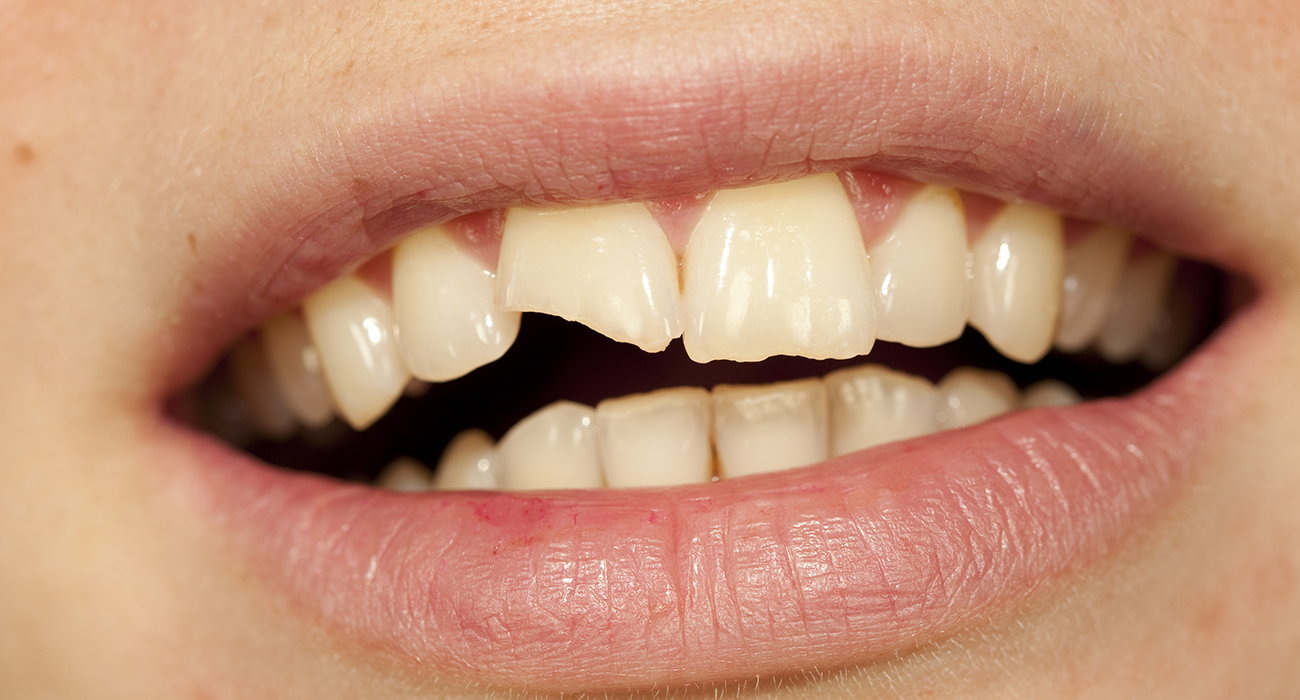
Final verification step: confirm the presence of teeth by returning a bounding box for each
[1054,226,1133,352]
[825,365,939,457]
[870,185,971,347]
[596,387,713,487]
[498,401,604,490]
[1020,379,1082,408]
[302,274,411,430]
[432,429,503,491]
[1096,250,1178,364]
[392,224,521,382]
[935,367,1019,429]
[968,204,1065,363]
[376,456,433,492]
[497,203,683,352]
[230,337,298,439]
[712,379,828,478]
[259,312,335,428]
[681,174,877,363]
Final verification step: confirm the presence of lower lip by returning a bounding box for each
[154,299,1266,692]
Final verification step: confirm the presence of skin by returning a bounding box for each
[1,0,1299,697]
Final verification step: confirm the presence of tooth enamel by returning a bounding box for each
[596,387,713,487]
[1096,250,1178,364]
[260,312,335,428]
[376,456,434,492]
[825,365,940,456]
[1054,226,1133,352]
[303,274,411,430]
[432,428,503,491]
[1020,379,1082,408]
[870,185,971,347]
[935,367,1019,429]
[392,224,521,382]
[497,203,683,352]
[230,337,298,439]
[681,174,877,363]
[968,204,1065,363]
[712,378,828,478]
[498,401,604,490]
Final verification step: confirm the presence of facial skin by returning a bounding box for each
[2,0,1300,697]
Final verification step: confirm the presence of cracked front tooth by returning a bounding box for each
[393,224,521,382]
[870,185,971,347]
[303,274,410,430]
[596,387,713,488]
[498,401,603,491]
[969,204,1065,363]
[682,174,877,363]
[712,379,828,478]
[432,429,503,491]
[1054,225,1133,352]
[1021,379,1082,408]
[260,312,335,429]
[497,203,683,352]
[230,337,297,440]
[376,456,433,492]
[936,368,1019,429]
[825,365,939,457]
[1096,249,1178,364]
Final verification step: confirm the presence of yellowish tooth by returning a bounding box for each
[825,364,940,457]
[393,224,521,382]
[596,387,713,488]
[870,185,971,347]
[1020,379,1082,408]
[498,401,603,491]
[260,312,335,428]
[497,203,683,352]
[712,378,828,478]
[935,367,1019,429]
[681,174,877,363]
[1096,250,1178,364]
[1054,226,1133,352]
[303,274,410,430]
[376,456,433,492]
[969,204,1065,363]
[433,429,503,491]
[230,337,298,440]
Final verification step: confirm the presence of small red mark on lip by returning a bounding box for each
[647,511,660,523]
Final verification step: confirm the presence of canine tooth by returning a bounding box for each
[969,204,1065,363]
[596,387,713,488]
[260,312,335,428]
[936,368,1019,429]
[376,456,433,492]
[497,203,683,352]
[1054,226,1133,352]
[1096,250,1178,363]
[433,429,503,491]
[681,174,877,363]
[230,337,297,439]
[870,185,971,347]
[712,379,828,478]
[498,401,603,490]
[825,365,939,457]
[1021,379,1082,408]
[393,224,521,382]
[303,274,410,430]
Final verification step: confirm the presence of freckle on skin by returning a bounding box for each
[14,142,35,165]
[352,176,374,194]
[187,233,198,253]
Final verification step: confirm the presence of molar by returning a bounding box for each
[935,367,1020,429]
[432,429,503,491]
[1096,249,1178,363]
[230,337,298,440]
[376,456,434,492]
[596,387,713,487]
[712,378,829,478]
[260,312,336,429]
[1054,225,1133,352]
[498,400,604,490]
[1021,379,1082,408]
[825,364,940,457]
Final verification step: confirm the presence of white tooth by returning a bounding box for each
[870,185,971,347]
[1140,274,1194,371]
[497,203,682,352]
[825,365,939,457]
[969,204,1065,363]
[230,337,298,440]
[498,401,603,490]
[935,368,1019,429]
[260,312,335,428]
[433,428,503,491]
[1054,226,1133,352]
[712,379,828,478]
[393,224,521,382]
[596,387,713,488]
[376,456,433,492]
[681,174,877,363]
[303,274,411,430]
[1020,379,1082,408]
[1096,250,1178,364]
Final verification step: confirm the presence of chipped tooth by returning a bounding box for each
[260,312,335,429]
[596,387,713,488]
[936,368,1019,429]
[376,456,434,492]
[825,364,940,457]
[1020,379,1082,408]
[230,337,298,440]
[393,224,521,382]
[870,185,971,347]
[969,204,1065,363]
[303,274,410,430]
[1096,250,1178,364]
[681,174,877,363]
[497,203,683,352]
[712,378,828,478]
[433,429,503,491]
[1054,226,1133,352]
[498,401,603,490]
